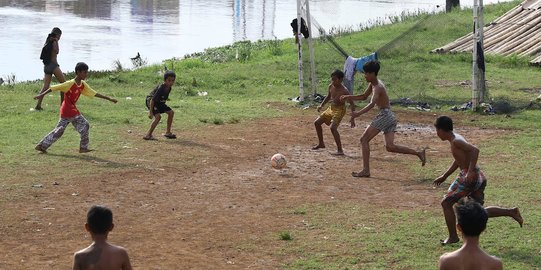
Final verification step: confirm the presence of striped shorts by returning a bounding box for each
[370,108,397,133]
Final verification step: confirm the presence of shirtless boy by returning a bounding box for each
[433,115,522,245]
[438,197,503,270]
[73,205,132,270]
[340,60,425,177]
[312,69,356,155]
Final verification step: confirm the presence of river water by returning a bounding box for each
[0,0,511,81]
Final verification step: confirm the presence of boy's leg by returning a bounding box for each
[36,118,70,151]
[441,198,460,245]
[383,132,426,166]
[144,113,161,139]
[312,117,326,149]
[165,110,174,135]
[72,115,91,152]
[353,125,380,177]
[329,122,343,155]
[485,207,523,227]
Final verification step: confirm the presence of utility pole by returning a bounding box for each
[296,0,304,101]
[472,0,486,110]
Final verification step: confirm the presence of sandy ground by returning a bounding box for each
[0,108,499,269]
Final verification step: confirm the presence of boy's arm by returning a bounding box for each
[121,249,133,270]
[72,253,81,270]
[341,83,372,102]
[317,85,332,112]
[94,93,118,103]
[350,86,378,118]
[34,89,52,100]
[433,161,459,186]
[148,99,155,119]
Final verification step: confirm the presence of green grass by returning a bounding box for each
[1,1,540,269]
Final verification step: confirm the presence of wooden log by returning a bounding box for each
[484,11,539,53]
[492,2,523,24]
[502,25,541,55]
[492,19,541,54]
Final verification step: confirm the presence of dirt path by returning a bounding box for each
[0,109,500,269]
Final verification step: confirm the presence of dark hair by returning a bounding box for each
[363,60,380,76]
[434,115,453,132]
[51,27,62,36]
[454,197,488,237]
[87,205,113,234]
[331,69,344,80]
[75,62,89,73]
[164,70,176,81]
[44,28,62,45]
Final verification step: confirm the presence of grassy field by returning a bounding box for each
[1,1,540,269]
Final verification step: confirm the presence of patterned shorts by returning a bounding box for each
[444,168,486,205]
[370,108,397,133]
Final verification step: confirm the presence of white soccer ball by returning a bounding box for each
[271,153,287,169]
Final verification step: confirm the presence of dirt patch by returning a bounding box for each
[0,109,506,269]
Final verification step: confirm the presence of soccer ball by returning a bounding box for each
[271,153,287,169]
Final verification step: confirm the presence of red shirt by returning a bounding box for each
[50,79,97,118]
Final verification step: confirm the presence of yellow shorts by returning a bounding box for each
[320,104,346,125]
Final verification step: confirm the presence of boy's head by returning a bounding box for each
[74,62,89,80]
[454,197,488,237]
[363,60,380,81]
[331,69,344,86]
[163,70,176,87]
[51,27,62,37]
[86,205,114,235]
[434,115,453,140]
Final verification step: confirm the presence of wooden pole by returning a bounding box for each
[472,0,486,110]
[304,0,318,95]
[296,0,304,101]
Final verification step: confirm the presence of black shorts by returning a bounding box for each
[146,96,171,115]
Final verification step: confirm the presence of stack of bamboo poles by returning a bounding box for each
[432,0,541,66]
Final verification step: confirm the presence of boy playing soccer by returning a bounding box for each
[312,69,356,155]
[144,71,177,140]
[340,60,426,177]
[34,62,117,153]
[433,116,523,245]
[73,205,132,270]
[438,198,503,270]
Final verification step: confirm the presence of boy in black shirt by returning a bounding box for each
[144,71,177,140]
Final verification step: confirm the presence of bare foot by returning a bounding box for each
[79,148,93,153]
[311,145,325,150]
[330,151,344,156]
[512,208,523,227]
[143,135,157,141]
[440,237,460,245]
[34,106,43,111]
[35,144,47,153]
[352,171,370,178]
[419,148,427,166]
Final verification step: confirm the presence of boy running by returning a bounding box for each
[341,60,425,177]
[433,115,523,245]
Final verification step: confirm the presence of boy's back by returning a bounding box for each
[73,242,131,270]
[439,248,502,270]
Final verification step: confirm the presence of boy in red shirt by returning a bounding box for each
[34,62,117,153]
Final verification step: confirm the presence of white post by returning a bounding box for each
[296,0,304,102]
[304,0,317,95]
[472,0,486,110]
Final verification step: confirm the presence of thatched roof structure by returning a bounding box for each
[433,0,541,66]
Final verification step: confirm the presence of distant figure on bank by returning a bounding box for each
[34,62,118,153]
[312,69,356,155]
[340,60,426,177]
[144,71,177,140]
[438,198,502,270]
[433,115,523,245]
[36,27,65,110]
[73,205,132,270]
